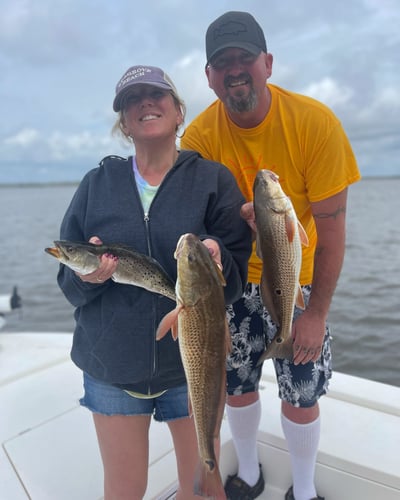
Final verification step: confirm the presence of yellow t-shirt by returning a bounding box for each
[181,84,361,284]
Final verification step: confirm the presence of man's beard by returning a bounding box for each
[226,88,258,113]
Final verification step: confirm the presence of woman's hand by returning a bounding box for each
[77,236,118,284]
[202,238,223,271]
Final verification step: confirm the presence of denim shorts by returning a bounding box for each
[226,283,332,408]
[80,372,190,422]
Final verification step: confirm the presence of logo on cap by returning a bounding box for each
[214,21,247,39]
[117,67,152,91]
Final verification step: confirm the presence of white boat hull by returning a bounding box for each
[0,333,399,500]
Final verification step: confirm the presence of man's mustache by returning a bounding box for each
[224,73,252,88]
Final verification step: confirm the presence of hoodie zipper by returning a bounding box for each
[143,212,152,256]
[142,210,159,389]
[136,162,179,392]
[142,211,155,381]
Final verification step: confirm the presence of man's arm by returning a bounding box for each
[292,188,347,365]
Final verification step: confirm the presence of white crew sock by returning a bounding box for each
[281,413,320,500]
[226,399,261,487]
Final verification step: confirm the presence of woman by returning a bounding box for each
[57,65,252,499]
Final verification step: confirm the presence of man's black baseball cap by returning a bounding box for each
[206,11,267,64]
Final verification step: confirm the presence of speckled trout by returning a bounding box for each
[156,233,229,499]
[254,170,309,362]
[45,240,176,301]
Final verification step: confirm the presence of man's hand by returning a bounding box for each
[292,309,326,365]
[240,202,257,235]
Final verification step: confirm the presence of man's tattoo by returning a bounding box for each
[314,206,346,219]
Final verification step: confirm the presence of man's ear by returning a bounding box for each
[205,65,212,89]
[265,52,273,79]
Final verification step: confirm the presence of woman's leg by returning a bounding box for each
[168,416,202,500]
[93,413,151,500]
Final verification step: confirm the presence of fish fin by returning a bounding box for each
[156,306,182,340]
[285,213,297,243]
[260,276,280,326]
[257,334,294,364]
[295,284,305,310]
[298,221,309,246]
[214,262,226,286]
[170,321,179,341]
[255,231,263,260]
[194,459,225,499]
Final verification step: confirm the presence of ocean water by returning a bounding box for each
[0,178,399,387]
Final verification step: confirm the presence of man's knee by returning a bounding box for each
[281,400,319,423]
[227,391,259,407]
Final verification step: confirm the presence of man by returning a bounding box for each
[181,10,361,500]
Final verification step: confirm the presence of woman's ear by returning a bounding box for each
[176,107,184,127]
[120,117,128,134]
[120,122,131,139]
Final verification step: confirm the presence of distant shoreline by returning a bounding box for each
[0,181,80,188]
[0,175,399,188]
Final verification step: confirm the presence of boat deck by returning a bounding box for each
[0,333,399,500]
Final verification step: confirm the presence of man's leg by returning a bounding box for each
[225,284,266,498]
[281,402,320,500]
[276,286,332,500]
[226,392,261,486]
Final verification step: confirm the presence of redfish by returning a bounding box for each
[254,170,309,362]
[156,233,229,499]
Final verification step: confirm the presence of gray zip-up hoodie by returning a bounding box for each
[57,150,251,394]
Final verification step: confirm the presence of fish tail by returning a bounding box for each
[257,336,294,364]
[193,459,225,499]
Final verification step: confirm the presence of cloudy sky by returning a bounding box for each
[1,0,399,184]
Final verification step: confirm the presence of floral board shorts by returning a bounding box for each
[226,283,332,407]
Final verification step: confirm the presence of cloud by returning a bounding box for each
[0,0,399,182]
[172,50,216,120]
[4,128,39,147]
[302,77,354,109]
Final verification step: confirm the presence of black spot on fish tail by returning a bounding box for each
[205,459,215,472]
[257,335,294,364]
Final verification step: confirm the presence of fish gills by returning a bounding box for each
[157,233,228,499]
[254,170,308,362]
